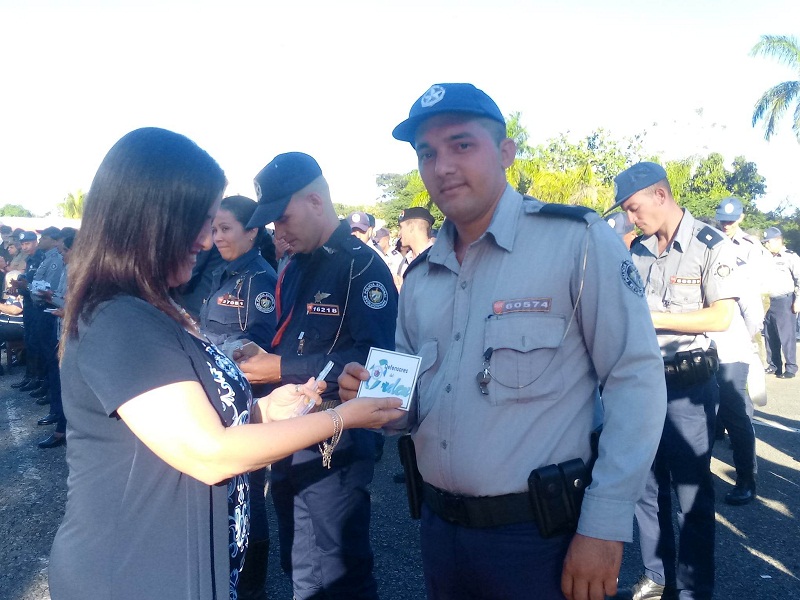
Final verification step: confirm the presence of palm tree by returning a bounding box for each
[58,190,84,218]
[750,35,800,142]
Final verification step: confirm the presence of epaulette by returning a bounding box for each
[696,225,724,249]
[403,247,431,279]
[522,196,600,225]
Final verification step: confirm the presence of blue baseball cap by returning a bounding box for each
[392,83,505,144]
[609,162,668,212]
[17,231,38,243]
[763,226,782,241]
[605,211,634,235]
[715,197,743,222]
[249,152,323,228]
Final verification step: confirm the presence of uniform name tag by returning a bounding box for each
[218,294,244,308]
[307,303,340,316]
[670,277,701,285]
[492,297,552,315]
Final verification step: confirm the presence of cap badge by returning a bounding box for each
[724,203,734,214]
[352,213,361,222]
[254,180,262,201]
[421,85,446,108]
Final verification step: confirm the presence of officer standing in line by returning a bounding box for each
[340,83,667,600]
[29,227,66,407]
[9,231,46,390]
[235,152,398,600]
[715,197,771,406]
[398,207,436,260]
[196,194,278,600]
[710,197,765,506]
[605,211,638,249]
[762,226,800,379]
[614,163,739,600]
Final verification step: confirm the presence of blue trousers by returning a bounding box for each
[764,295,797,375]
[271,430,377,600]
[715,362,756,479]
[635,376,718,600]
[420,504,572,599]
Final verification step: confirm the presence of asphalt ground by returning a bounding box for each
[1,349,798,600]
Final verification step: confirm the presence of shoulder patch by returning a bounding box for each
[621,260,645,296]
[403,247,430,280]
[523,197,600,225]
[696,225,724,249]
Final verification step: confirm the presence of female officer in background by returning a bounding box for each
[200,195,278,351]
[200,194,278,600]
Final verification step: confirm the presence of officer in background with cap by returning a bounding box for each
[715,197,771,406]
[605,211,637,249]
[398,207,436,259]
[340,83,666,600]
[235,152,397,600]
[9,231,47,391]
[614,162,739,600]
[27,227,66,408]
[347,211,374,245]
[762,226,800,378]
[709,197,767,506]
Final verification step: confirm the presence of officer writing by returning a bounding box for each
[235,152,398,600]
[339,83,667,600]
[613,162,739,600]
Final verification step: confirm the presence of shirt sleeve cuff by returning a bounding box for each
[575,493,635,542]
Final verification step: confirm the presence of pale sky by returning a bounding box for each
[1,0,799,216]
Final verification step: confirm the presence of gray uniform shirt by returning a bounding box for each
[631,210,740,357]
[709,230,765,363]
[765,248,800,298]
[395,186,666,542]
[32,247,64,306]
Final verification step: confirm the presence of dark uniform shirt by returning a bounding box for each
[199,247,278,350]
[272,221,398,402]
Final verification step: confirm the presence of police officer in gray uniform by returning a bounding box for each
[711,197,765,505]
[762,226,800,378]
[340,83,667,600]
[614,163,740,600]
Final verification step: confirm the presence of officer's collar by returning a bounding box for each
[430,184,517,266]
[225,246,261,275]
[318,220,352,255]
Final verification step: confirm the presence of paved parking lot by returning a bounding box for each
[1,356,798,599]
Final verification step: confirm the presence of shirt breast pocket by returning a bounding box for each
[667,282,702,312]
[484,314,565,406]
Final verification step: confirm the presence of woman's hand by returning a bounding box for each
[335,396,404,430]
[258,378,325,422]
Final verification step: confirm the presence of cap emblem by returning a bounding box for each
[421,85,446,108]
[724,203,734,214]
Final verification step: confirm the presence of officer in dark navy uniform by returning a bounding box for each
[200,196,278,350]
[10,231,47,391]
[237,152,398,600]
[198,195,278,600]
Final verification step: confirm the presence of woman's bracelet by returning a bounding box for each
[319,408,344,469]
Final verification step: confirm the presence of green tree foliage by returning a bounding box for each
[750,35,800,142]
[0,204,33,217]
[374,115,772,231]
[667,153,767,224]
[57,190,85,218]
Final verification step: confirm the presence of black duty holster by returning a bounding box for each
[398,434,423,519]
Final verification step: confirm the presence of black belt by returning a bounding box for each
[663,347,718,386]
[422,482,535,528]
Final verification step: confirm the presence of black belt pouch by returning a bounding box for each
[528,458,589,538]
